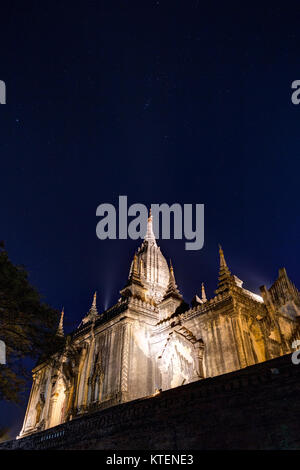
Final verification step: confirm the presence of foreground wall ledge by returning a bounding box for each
[1,353,300,450]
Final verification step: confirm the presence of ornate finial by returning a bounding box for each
[56,308,64,337]
[201,282,207,302]
[148,207,152,221]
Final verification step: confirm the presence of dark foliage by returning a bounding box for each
[0,242,62,403]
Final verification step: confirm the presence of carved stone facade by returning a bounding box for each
[18,214,300,439]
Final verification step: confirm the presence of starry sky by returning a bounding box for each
[1,1,300,436]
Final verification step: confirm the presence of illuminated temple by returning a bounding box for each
[18,213,300,438]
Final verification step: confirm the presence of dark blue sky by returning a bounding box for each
[1,1,300,436]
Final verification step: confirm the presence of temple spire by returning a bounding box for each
[219,244,229,271]
[89,291,98,315]
[216,244,232,293]
[144,207,156,244]
[56,308,64,337]
[201,282,207,302]
[77,291,100,329]
[120,251,146,300]
[163,259,182,300]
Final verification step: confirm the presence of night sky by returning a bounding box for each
[1,1,300,437]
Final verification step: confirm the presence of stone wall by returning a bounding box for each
[2,353,300,450]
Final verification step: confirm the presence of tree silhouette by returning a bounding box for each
[0,241,62,403]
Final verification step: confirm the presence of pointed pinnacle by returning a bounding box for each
[88,291,98,319]
[169,259,176,282]
[216,244,232,293]
[128,252,143,286]
[219,244,229,269]
[201,282,207,302]
[92,291,97,308]
[163,261,182,301]
[56,308,64,337]
[168,261,177,288]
